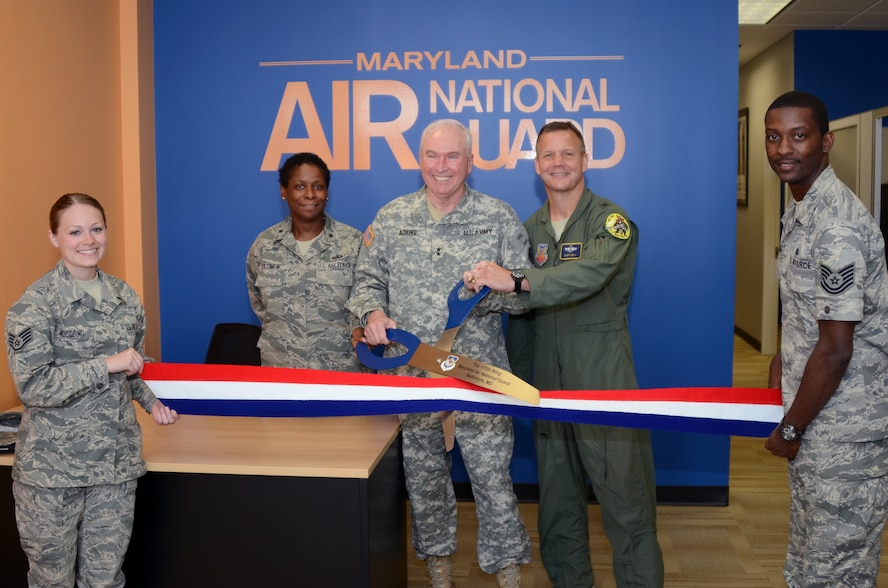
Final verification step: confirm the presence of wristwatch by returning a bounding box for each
[779,420,803,442]
[510,269,525,293]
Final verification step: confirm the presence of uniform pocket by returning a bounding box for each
[569,318,625,333]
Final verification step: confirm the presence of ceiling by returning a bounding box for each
[739,0,888,66]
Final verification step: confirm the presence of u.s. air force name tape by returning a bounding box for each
[140,363,783,438]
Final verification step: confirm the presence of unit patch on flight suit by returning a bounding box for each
[605,213,631,240]
[535,244,549,266]
[560,243,582,260]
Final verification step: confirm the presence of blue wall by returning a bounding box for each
[153,0,739,489]
[794,31,888,120]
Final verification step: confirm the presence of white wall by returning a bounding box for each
[882,122,888,184]
[736,34,794,355]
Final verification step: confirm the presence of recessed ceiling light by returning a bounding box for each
[739,0,793,24]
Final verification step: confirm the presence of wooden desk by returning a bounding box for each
[0,409,405,588]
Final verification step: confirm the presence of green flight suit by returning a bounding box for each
[507,188,664,588]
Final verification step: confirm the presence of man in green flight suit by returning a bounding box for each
[464,121,664,588]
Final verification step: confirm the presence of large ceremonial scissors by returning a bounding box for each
[356,281,540,407]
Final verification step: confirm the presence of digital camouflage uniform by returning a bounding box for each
[246,214,364,371]
[5,260,158,587]
[346,185,532,574]
[507,188,664,588]
[777,165,888,587]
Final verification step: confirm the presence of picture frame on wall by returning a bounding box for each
[737,107,749,207]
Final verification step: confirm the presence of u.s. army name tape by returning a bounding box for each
[140,363,783,438]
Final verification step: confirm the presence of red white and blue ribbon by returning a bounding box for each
[141,363,783,438]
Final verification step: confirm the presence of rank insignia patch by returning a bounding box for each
[362,225,375,248]
[535,244,549,266]
[7,328,31,351]
[559,243,582,260]
[820,263,854,295]
[605,213,631,240]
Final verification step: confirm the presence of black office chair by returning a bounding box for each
[204,323,262,366]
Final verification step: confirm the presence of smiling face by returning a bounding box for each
[280,163,328,226]
[419,124,473,207]
[534,128,589,197]
[48,203,107,280]
[765,106,833,201]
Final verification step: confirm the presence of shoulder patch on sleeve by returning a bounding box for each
[362,225,375,248]
[819,263,855,295]
[7,328,32,352]
[605,213,631,240]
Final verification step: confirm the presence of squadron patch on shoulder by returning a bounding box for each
[605,213,631,240]
[820,263,855,295]
[362,225,375,248]
[535,244,549,266]
[7,328,32,352]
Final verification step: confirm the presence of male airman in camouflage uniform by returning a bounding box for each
[347,119,531,587]
[764,91,888,587]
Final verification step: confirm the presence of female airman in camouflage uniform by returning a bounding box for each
[6,193,179,587]
[247,153,364,371]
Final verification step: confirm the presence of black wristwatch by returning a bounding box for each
[510,269,525,293]
[779,420,803,442]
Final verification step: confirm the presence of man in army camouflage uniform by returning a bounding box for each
[764,91,888,587]
[347,119,531,587]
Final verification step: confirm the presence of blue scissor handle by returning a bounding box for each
[355,328,422,371]
[444,279,491,331]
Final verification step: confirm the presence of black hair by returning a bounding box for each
[766,91,830,136]
[278,152,331,188]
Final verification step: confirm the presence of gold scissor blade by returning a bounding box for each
[433,326,459,353]
[408,342,540,405]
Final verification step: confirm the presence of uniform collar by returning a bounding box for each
[52,260,121,312]
[275,215,333,249]
[538,187,594,226]
[415,184,477,222]
[788,165,837,228]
